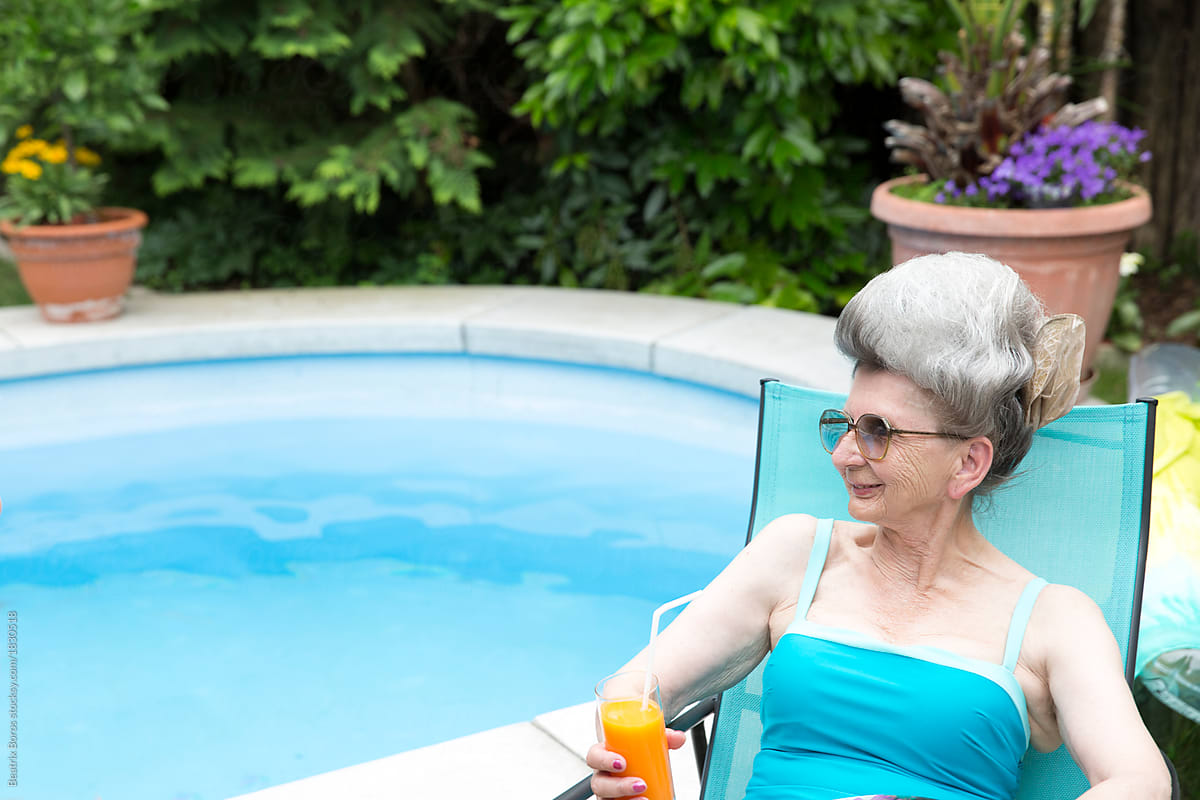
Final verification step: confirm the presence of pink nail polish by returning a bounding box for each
[632,780,647,793]
[612,758,625,772]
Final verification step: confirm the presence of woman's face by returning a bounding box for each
[830,368,963,525]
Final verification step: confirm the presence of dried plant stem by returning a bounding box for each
[1037,0,1056,52]
[1055,0,1075,73]
[62,123,77,168]
[1098,0,1127,121]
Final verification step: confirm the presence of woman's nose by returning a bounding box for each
[830,428,866,468]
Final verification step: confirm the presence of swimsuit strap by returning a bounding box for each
[795,518,835,618]
[1002,577,1048,672]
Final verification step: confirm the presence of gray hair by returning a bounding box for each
[834,252,1044,497]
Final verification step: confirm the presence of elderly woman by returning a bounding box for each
[588,253,1170,800]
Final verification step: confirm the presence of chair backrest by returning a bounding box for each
[700,380,1155,800]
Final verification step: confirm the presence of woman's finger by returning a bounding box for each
[590,772,650,799]
[665,728,688,750]
[585,742,626,772]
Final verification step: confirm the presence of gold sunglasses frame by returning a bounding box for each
[818,408,964,460]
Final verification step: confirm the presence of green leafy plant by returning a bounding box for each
[1161,231,1200,342]
[0,0,168,223]
[135,185,433,291]
[1104,233,1200,352]
[115,0,953,308]
[500,0,954,311]
[1105,251,1145,353]
[0,129,107,224]
[125,0,494,216]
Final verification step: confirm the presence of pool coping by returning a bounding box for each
[0,285,851,397]
[0,285,850,800]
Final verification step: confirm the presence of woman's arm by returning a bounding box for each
[587,513,816,799]
[613,513,817,717]
[1043,585,1171,800]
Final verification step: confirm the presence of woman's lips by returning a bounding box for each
[848,480,881,497]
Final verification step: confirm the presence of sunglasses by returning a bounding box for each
[818,408,964,461]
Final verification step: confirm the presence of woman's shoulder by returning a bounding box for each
[1024,579,1100,616]
[1030,581,1109,630]
[1022,580,1119,670]
[755,514,869,546]
[752,512,820,553]
[751,514,875,571]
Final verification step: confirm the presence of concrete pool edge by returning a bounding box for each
[0,285,847,800]
[0,285,852,397]
[225,701,710,800]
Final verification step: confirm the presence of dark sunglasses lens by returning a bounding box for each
[857,414,890,459]
[818,412,849,453]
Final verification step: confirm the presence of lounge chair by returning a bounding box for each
[556,379,1179,800]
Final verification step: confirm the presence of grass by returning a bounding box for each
[1091,344,1131,404]
[1137,686,1200,797]
[0,258,31,306]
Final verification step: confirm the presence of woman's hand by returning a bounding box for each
[586,729,687,798]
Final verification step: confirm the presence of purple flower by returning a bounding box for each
[975,120,1150,208]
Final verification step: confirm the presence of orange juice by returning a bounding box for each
[600,698,674,800]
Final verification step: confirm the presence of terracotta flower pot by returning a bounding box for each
[870,175,1152,380]
[0,207,148,323]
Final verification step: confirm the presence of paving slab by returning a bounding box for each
[655,305,851,396]
[228,721,586,800]
[0,286,533,379]
[464,287,739,372]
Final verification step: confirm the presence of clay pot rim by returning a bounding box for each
[870,175,1152,238]
[0,207,148,240]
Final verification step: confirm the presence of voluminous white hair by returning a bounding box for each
[834,252,1045,496]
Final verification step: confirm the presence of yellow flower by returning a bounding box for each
[74,147,101,167]
[15,125,33,140]
[10,138,47,159]
[41,144,69,164]
[3,158,41,179]
[17,160,42,180]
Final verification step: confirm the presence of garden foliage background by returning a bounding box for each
[1,0,1197,325]
[5,0,952,311]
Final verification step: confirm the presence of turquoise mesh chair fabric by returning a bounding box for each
[700,380,1154,800]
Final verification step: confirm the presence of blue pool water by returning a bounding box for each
[0,354,758,800]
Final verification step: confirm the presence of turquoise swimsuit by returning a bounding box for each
[744,518,1046,800]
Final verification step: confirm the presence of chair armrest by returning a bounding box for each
[1163,747,1181,800]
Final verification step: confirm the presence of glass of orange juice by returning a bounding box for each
[595,670,675,800]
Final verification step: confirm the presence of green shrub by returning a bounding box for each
[495,0,954,309]
[112,0,955,309]
[126,0,494,216]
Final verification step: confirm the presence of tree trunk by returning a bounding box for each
[1127,0,1200,261]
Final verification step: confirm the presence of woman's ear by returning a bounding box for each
[948,437,994,500]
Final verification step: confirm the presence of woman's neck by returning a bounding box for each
[867,504,985,596]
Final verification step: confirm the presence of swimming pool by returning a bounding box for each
[0,354,758,800]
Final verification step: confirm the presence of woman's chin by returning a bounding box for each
[845,497,882,523]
